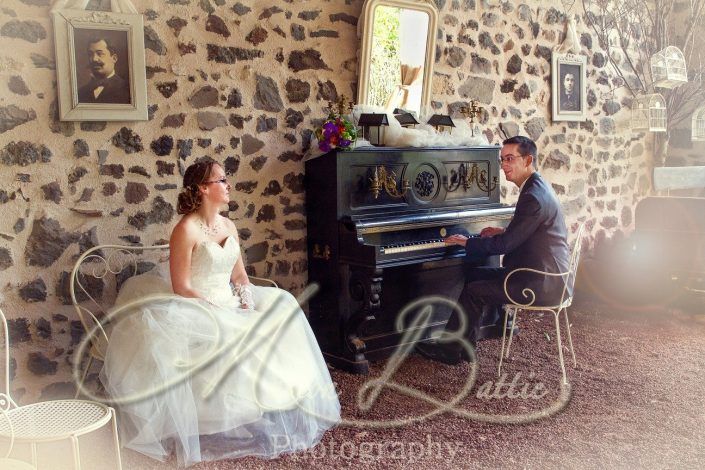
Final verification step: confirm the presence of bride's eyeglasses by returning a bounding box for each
[203,178,228,185]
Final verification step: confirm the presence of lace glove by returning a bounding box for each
[233,283,255,310]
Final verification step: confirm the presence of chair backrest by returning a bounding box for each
[70,244,171,361]
[70,243,278,363]
[0,387,16,459]
[559,221,586,305]
[503,222,587,308]
[1,308,17,410]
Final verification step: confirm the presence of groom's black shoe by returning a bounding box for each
[490,322,519,338]
[479,317,519,340]
[416,342,467,365]
[415,342,460,365]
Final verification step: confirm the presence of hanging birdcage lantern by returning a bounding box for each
[693,106,705,142]
[631,94,667,132]
[650,46,687,89]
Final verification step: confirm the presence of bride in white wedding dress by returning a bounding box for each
[100,161,341,467]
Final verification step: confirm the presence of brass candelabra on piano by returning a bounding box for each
[444,162,498,193]
[369,166,410,199]
[459,100,483,137]
[327,94,354,118]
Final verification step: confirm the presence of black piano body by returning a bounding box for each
[305,146,515,373]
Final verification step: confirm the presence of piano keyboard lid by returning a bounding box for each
[347,204,515,235]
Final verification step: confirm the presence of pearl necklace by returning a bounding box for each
[198,218,220,236]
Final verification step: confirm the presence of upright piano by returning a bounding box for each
[305,146,515,373]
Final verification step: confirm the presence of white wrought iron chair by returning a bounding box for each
[498,222,586,385]
[71,243,278,398]
[0,403,36,470]
[0,307,122,469]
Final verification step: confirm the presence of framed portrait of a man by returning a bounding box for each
[551,53,587,122]
[52,8,148,121]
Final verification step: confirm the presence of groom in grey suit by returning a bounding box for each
[420,136,570,363]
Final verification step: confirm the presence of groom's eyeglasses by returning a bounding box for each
[203,178,228,185]
[498,154,526,165]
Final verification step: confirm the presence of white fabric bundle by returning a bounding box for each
[350,104,489,149]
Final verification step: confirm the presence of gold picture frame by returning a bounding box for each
[52,8,148,121]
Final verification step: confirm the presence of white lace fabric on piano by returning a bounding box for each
[351,104,489,148]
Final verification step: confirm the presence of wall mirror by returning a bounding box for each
[357,0,438,116]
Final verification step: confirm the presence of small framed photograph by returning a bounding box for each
[551,53,587,122]
[52,8,148,121]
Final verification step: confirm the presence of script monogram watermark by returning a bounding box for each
[73,284,572,428]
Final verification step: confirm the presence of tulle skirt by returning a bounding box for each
[99,273,341,467]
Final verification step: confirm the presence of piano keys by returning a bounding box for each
[305,146,515,373]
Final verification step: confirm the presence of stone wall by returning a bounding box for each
[0,0,651,401]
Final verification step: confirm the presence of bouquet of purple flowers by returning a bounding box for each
[314,113,357,152]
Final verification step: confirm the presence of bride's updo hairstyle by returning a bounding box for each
[177,160,219,215]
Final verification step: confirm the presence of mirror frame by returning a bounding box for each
[357,0,439,114]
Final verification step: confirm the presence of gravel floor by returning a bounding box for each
[121,297,705,469]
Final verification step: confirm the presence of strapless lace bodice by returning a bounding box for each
[190,235,240,305]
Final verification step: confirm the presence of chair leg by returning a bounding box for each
[505,308,517,357]
[497,307,510,377]
[553,310,568,385]
[71,435,81,470]
[74,356,94,399]
[563,307,577,367]
[110,408,123,470]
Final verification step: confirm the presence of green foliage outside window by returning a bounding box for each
[369,6,401,109]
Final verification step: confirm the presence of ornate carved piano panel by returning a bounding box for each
[305,146,514,373]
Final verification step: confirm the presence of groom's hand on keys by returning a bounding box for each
[480,226,505,238]
[444,234,468,247]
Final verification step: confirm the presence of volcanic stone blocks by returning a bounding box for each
[0,248,12,270]
[206,15,230,37]
[242,134,265,155]
[246,26,268,45]
[244,241,269,263]
[0,20,46,43]
[226,89,243,108]
[144,26,167,55]
[41,182,62,203]
[288,49,330,72]
[27,352,57,376]
[286,79,310,103]
[8,75,30,95]
[112,128,144,154]
[19,278,46,302]
[157,82,178,98]
[0,105,37,133]
[197,112,227,130]
[256,204,275,222]
[25,218,79,268]
[189,86,219,108]
[151,136,174,156]
[253,75,284,112]
[125,182,149,204]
